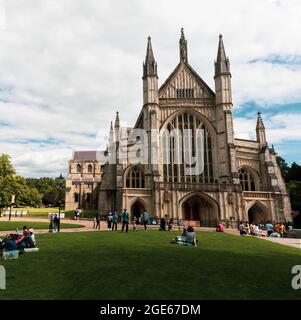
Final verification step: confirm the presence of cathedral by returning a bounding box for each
[65,29,292,227]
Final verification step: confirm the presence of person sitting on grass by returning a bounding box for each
[168,219,174,231]
[216,222,224,232]
[183,226,197,246]
[22,225,28,236]
[250,224,260,236]
[269,231,281,238]
[15,232,35,250]
[172,226,198,247]
[1,234,17,252]
[239,221,247,236]
[28,228,36,246]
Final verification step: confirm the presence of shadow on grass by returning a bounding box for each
[0,231,300,300]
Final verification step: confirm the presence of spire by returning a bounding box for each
[143,36,157,78]
[109,121,114,144]
[114,111,120,129]
[114,111,120,143]
[179,28,188,63]
[256,111,265,129]
[215,34,230,76]
[256,112,267,147]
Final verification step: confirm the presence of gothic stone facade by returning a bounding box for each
[65,30,292,226]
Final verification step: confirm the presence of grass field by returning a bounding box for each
[5,207,98,219]
[0,230,300,300]
[0,221,84,231]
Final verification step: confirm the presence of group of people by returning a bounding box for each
[0,226,36,254]
[159,217,178,231]
[49,214,60,233]
[73,208,81,220]
[239,221,289,238]
[93,210,150,232]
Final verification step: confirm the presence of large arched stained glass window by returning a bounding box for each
[125,166,145,188]
[162,111,214,183]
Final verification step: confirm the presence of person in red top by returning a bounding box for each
[216,223,225,232]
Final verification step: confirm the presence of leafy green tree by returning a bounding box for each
[0,154,16,178]
[287,162,301,182]
[276,156,290,181]
[29,187,43,207]
[42,189,60,206]
[13,175,30,206]
[0,154,43,211]
[287,180,301,226]
[27,177,65,205]
[0,154,16,210]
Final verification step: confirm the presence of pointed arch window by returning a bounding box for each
[125,166,145,188]
[239,167,257,191]
[88,164,93,173]
[162,111,214,184]
[77,164,81,173]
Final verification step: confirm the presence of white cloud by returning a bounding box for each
[0,0,301,176]
[234,113,301,162]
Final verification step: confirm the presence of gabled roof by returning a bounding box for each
[159,61,215,98]
[72,151,98,161]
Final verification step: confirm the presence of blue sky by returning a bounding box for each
[0,0,300,177]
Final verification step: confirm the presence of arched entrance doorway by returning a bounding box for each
[247,202,268,224]
[131,200,145,221]
[181,194,219,227]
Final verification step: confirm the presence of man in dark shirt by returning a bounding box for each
[96,213,101,229]
[122,209,129,232]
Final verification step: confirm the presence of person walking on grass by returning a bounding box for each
[53,215,59,233]
[133,216,137,231]
[49,215,53,233]
[122,208,129,232]
[142,211,149,231]
[112,211,118,231]
[107,212,113,231]
[96,213,101,229]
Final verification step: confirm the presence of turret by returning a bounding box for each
[214,35,232,108]
[108,121,114,145]
[114,111,120,142]
[256,112,267,147]
[143,36,158,106]
[179,27,188,63]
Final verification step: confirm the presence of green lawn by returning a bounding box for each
[6,207,97,219]
[0,230,300,300]
[0,221,84,231]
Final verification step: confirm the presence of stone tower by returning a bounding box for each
[214,35,239,184]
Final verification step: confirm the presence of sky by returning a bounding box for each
[0,0,301,177]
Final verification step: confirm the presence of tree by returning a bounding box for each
[287,162,301,182]
[29,188,43,207]
[287,180,301,227]
[276,156,289,181]
[26,177,65,205]
[0,154,43,210]
[42,189,60,206]
[13,175,30,206]
[0,154,16,210]
[0,154,16,178]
